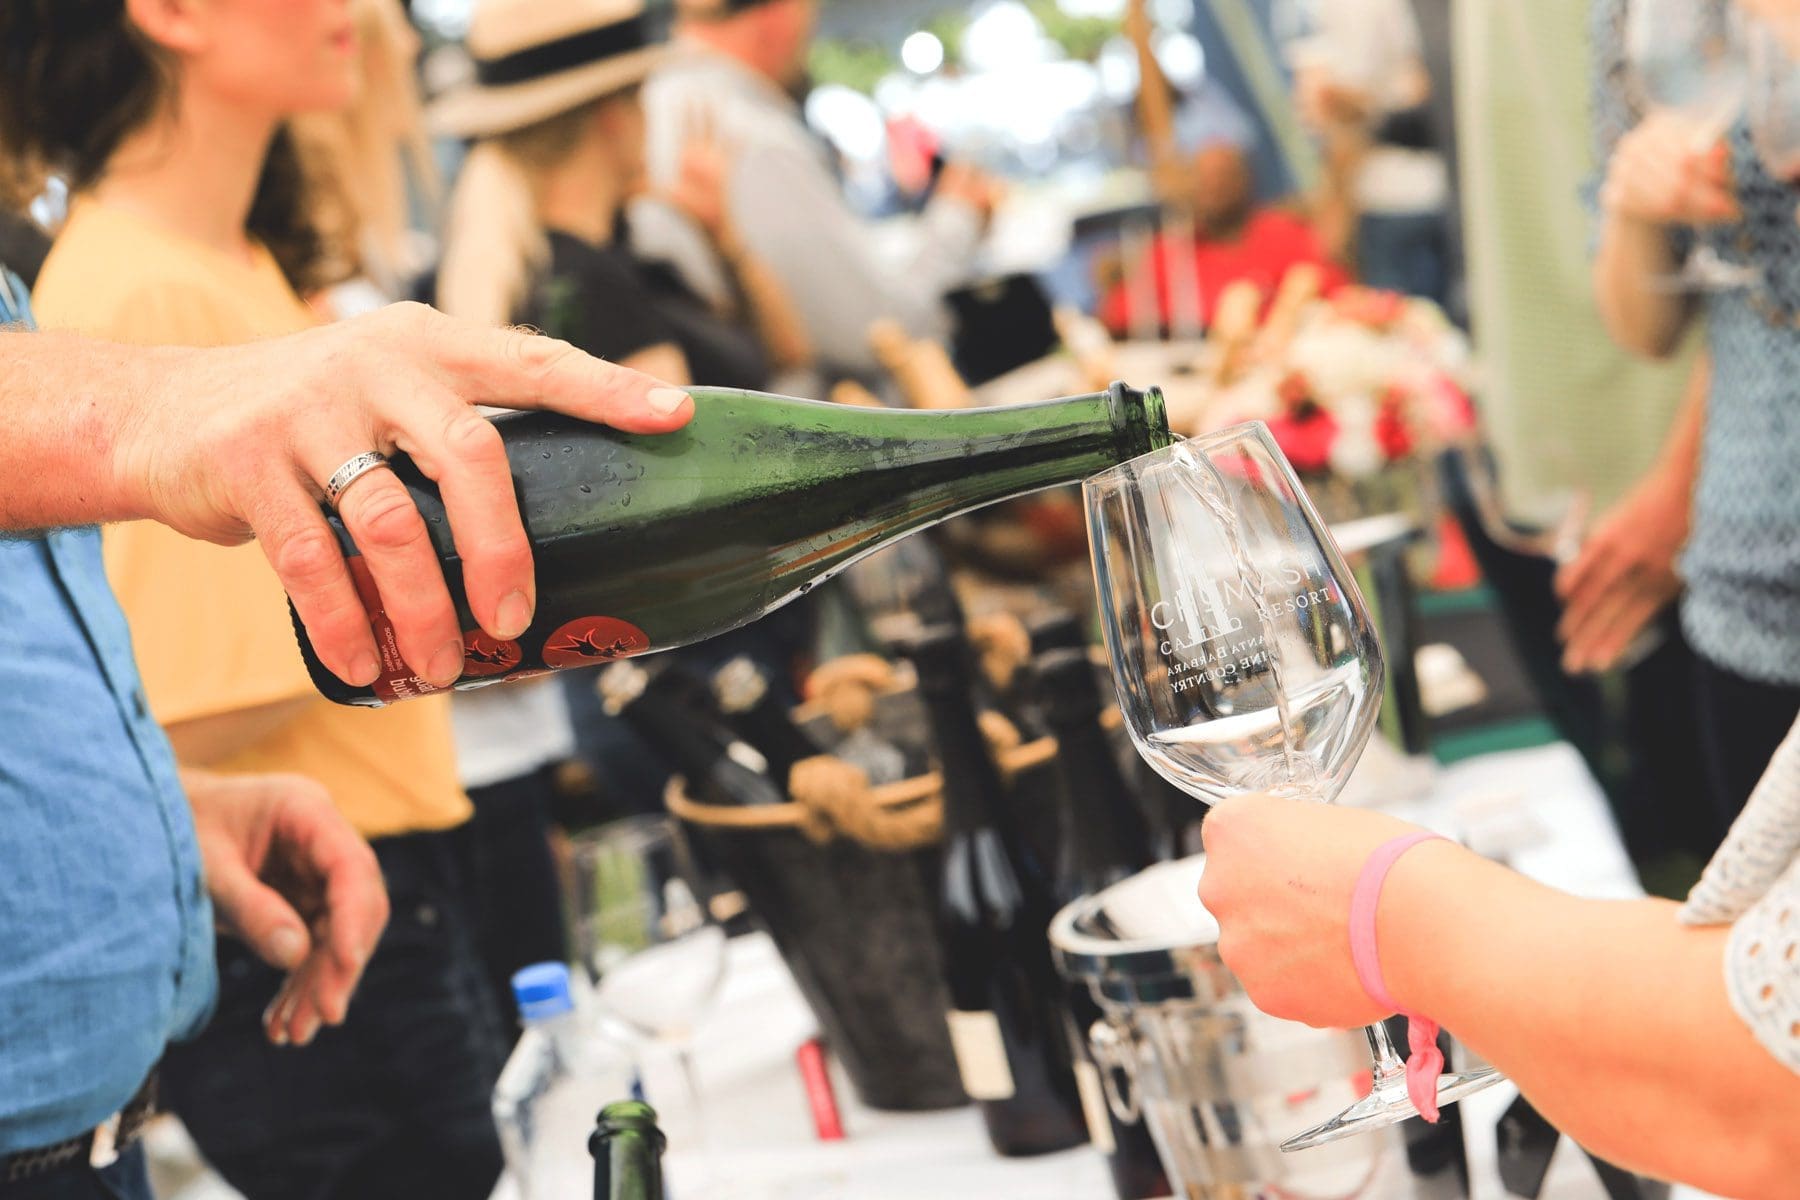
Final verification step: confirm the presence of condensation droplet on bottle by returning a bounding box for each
[578,484,593,494]
[620,494,632,508]
[540,450,552,460]
[562,445,574,454]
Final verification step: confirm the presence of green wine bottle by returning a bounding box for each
[295,383,1170,705]
[589,1101,665,1200]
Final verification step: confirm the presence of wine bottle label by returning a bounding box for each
[346,555,451,702]
[461,631,523,678]
[541,616,651,669]
[945,1010,1016,1101]
[1073,1060,1117,1154]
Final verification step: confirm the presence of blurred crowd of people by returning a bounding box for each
[0,0,1796,1197]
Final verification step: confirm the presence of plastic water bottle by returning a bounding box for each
[493,963,636,1200]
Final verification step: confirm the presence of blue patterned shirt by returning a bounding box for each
[1592,0,1800,686]
[0,270,215,1153]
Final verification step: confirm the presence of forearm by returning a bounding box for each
[716,237,813,370]
[1594,214,1694,358]
[1385,843,1799,1196]
[1654,354,1709,483]
[0,331,161,532]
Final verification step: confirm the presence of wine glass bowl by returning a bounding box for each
[1085,424,1384,809]
[1748,12,1800,181]
[570,814,728,1148]
[1624,0,1759,292]
[1627,0,1748,123]
[1084,424,1504,1151]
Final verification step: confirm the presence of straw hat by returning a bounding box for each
[429,0,668,139]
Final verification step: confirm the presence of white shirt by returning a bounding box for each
[1681,715,1800,1075]
[450,676,577,791]
[630,46,984,378]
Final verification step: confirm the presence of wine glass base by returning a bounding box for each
[1278,1065,1506,1153]
[1652,251,1762,295]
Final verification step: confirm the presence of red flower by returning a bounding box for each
[1376,390,1415,462]
[1277,370,1320,417]
[1267,409,1340,474]
[1332,287,1407,329]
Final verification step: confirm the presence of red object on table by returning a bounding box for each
[796,1037,847,1141]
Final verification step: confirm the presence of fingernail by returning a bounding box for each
[263,1003,289,1046]
[427,640,465,688]
[648,387,691,416]
[350,652,381,688]
[270,927,306,970]
[496,590,533,640]
[293,1012,322,1047]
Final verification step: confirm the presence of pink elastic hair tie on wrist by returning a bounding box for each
[1349,831,1448,1122]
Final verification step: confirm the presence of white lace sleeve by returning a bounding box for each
[1680,716,1800,1073]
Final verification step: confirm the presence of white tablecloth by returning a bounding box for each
[496,743,1719,1200]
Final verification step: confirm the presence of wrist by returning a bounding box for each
[111,345,194,523]
[1373,838,1471,1016]
[98,339,196,525]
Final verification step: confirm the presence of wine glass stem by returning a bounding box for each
[676,1042,709,1148]
[1365,1020,1408,1083]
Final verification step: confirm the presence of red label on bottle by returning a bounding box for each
[540,616,651,669]
[345,555,443,704]
[461,631,523,677]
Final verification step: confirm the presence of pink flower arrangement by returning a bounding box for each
[1202,287,1479,479]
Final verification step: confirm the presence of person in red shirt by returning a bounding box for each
[1101,140,1350,335]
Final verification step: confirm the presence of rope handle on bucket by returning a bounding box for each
[665,732,1061,852]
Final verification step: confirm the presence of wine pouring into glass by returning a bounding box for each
[1084,424,1505,1152]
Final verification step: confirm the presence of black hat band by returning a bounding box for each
[474,14,653,88]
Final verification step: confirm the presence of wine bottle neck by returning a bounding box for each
[912,667,1010,837]
[1050,720,1154,889]
[620,687,729,779]
[1038,653,1154,888]
[718,384,1171,522]
[591,1105,665,1200]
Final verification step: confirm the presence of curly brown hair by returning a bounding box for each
[0,0,330,292]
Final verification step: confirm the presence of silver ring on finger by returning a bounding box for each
[324,451,392,508]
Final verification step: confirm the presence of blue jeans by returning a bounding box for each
[159,831,508,1200]
[0,1145,151,1200]
[1357,210,1450,306]
[456,767,569,1043]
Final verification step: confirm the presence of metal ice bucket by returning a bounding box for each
[1052,856,1390,1198]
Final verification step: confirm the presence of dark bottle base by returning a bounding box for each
[977,1101,1090,1158]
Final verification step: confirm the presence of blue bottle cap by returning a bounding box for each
[511,962,575,1022]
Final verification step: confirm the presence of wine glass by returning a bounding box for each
[1747,11,1800,181]
[1083,423,1504,1151]
[570,816,728,1149]
[1626,0,1760,292]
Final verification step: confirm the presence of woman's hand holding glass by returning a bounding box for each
[1198,795,1449,1029]
[1601,111,1741,228]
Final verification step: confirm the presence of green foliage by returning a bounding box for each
[1024,0,1118,62]
[808,1,1122,94]
[809,37,897,95]
[922,9,970,64]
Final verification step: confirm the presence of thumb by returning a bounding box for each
[210,855,313,971]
